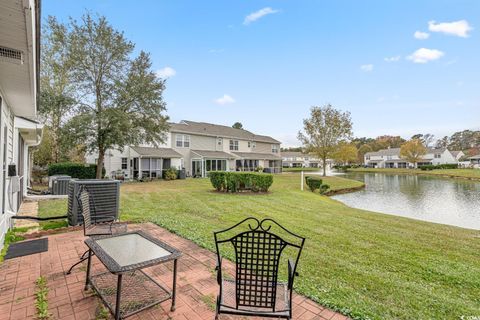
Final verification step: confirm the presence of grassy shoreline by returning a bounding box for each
[347,167,480,180]
[34,174,480,320]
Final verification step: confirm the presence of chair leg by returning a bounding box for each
[214,296,220,320]
[66,250,95,275]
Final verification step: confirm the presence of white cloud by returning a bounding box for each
[428,20,473,37]
[214,94,235,105]
[384,56,401,62]
[360,64,373,72]
[414,31,430,40]
[407,48,444,63]
[244,7,279,25]
[156,67,176,79]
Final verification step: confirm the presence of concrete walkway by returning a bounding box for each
[0,223,348,320]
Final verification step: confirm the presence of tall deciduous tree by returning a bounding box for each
[298,104,353,176]
[61,13,169,178]
[39,16,76,163]
[400,139,427,168]
[332,142,358,165]
[232,122,244,130]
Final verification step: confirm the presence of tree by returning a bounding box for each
[298,104,353,176]
[436,136,450,149]
[232,122,243,130]
[39,16,77,163]
[357,144,373,163]
[60,13,169,178]
[400,139,427,168]
[332,142,358,165]
[411,133,435,147]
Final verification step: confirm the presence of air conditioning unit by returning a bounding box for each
[49,175,71,195]
[67,179,120,226]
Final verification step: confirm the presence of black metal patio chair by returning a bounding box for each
[66,185,127,275]
[213,217,305,319]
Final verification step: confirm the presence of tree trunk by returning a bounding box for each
[322,157,327,177]
[96,148,104,179]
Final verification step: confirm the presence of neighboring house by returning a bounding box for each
[87,120,282,178]
[282,152,322,168]
[0,0,42,248]
[450,150,465,161]
[364,148,458,168]
[468,155,480,168]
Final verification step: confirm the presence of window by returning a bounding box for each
[176,134,190,148]
[230,140,239,151]
[248,141,251,148]
[434,154,441,158]
[121,158,128,169]
[252,142,256,149]
[366,156,370,160]
[217,138,223,146]
[271,145,279,153]
[205,159,226,172]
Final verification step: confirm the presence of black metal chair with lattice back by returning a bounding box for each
[214,217,305,320]
[66,185,127,275]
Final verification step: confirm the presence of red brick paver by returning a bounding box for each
[0,223,348,320]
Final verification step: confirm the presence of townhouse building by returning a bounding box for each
[87,120,282,178]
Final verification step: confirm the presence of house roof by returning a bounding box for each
[233,152,282,160]
[191,150,236,159]
[281,152,304,157]
[468,154,480,160]
[169,120,280,144]
[451,150,463,157]
[364,148,401,157]
[130,146,182,158]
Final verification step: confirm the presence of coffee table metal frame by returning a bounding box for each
[84,230,181,320]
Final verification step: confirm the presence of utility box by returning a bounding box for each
[51,176,72,195]
[67,179,120,226]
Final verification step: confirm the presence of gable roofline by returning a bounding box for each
[169,120,281,144]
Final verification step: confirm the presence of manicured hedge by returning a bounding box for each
[305,176,330,194]
[47,162,104,179]
[419,163,459,171]
[209,171,273,193]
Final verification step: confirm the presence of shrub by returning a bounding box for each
[419,163,459,171]
[164,167,178,181]
[305,176,330,194]
[209,171,273,193]
[47,162,104,179]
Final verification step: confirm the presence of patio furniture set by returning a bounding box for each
[70,186,305,319]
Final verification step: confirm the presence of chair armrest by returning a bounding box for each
[288,259,299,289]
[215,257,222,285]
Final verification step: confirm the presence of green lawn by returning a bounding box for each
[38,175,480,320]
[282,167,322,172]
[348,167,480,180]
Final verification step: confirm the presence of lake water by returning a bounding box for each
[331,172,480,230]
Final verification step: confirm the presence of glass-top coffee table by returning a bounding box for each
[84,230,181,320]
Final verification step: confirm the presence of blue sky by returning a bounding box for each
[43,0,480,146]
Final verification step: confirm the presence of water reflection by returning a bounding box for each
[332,172,480,229]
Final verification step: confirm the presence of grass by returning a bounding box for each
[37,200,68,230]
[347,167,480,180]
[282,167,323,172]
[37,175,480,320]
[35,276,50,320]
[0,230,25,262]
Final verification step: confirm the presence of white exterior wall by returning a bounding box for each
[0,96,18,248]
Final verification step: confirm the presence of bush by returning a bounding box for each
[164,167,178,181]
[305,176,330,194]
[419,163,459,171]
[209,171,273,193]
[47,162,104,179]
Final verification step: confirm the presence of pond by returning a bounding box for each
[331,172,480,230]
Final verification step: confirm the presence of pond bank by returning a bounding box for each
[347,168,480,181]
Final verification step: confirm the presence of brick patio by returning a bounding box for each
[0,223,348,320]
